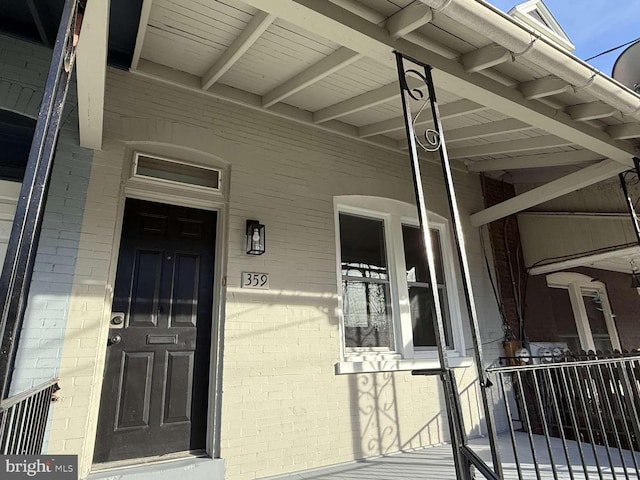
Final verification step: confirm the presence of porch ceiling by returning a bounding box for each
[89,0,640,222]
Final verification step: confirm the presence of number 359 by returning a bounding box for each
[242,272,269,289]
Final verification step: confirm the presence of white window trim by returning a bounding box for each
[333,196,469,373]
[546,272,621,352]
[122,145,229,211]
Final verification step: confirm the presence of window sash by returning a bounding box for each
[336,201,462,360]
[402,225,452,351]
[339,213,395,351]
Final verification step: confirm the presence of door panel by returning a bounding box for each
[116,352,154,430]
[162,351,194,424]
[130,250,163,327]
[171,253,200,327]
[94,199,216,464]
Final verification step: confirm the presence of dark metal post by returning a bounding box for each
[395,51,502,479]
[0,0,84,398]
[395,52,471,480]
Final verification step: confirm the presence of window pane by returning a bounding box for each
[402,225,444,284]
[136,155,220,189]
[409,286,452,347]
[550,288,581,350]
[403,225,451,348]
[342,280,393,349]
[339,214,388,280]
[583,292,613,351]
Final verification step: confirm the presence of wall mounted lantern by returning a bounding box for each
[246,220,265,255]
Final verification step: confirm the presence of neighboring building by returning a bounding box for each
[0,1,639,479]
[516,180,640,355]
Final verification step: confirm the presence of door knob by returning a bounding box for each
[108,334,122,345]
[110,312,125,326]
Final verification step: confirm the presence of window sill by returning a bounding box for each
[335,355,474,374]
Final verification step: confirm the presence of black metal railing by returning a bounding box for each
[0,379,59,454]
[489,352,640,479]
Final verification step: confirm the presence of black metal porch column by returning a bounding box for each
[0,0,85,398]
[395,51,502,480]
[619,157,640,246]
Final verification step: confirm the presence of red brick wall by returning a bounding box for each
[481,176,527,339]
[525,267,640,351]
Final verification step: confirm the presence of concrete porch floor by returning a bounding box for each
[260,432,640,479]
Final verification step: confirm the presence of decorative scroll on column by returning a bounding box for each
[399,68,442,153]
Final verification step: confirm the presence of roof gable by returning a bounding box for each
[508,0,575,52]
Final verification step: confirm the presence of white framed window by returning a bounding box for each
[546,272,621,352]
[334,196,468,373]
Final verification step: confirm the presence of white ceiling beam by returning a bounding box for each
[462,44,511,73]
[520,76,572,100]
[446,119,531,143]
[76,0,110,150]
[133,59,400,154]
[314,82,399,123]
[313,77,422,124]
[262,47,362,108]
[330,0,466,62]
[130,0,153,70]
[608,123,640,140]
[449,135,571,159]
[201,11,276,91]
[566,101,617,122]
[469,160,628,226]
[235,0,634,166]
[385,3,433,39]
[359,99,484,138]
[467,150,603,172]
[491,166,587,184]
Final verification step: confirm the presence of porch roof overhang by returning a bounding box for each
[7,0,640,225]
[529,243,640,276]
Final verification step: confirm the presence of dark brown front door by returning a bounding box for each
[93,198,216,464]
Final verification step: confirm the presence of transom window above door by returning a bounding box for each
[334,196,466,372]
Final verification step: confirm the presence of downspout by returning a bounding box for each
[418,0,640,121]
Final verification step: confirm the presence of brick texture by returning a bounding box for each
[0,34,94,395]
[3,35,506,480]
[481,176,526,341]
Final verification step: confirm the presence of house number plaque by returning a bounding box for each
[241,272,269,289]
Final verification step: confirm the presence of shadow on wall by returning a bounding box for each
[225,287,340,341]
[348,368,484,459]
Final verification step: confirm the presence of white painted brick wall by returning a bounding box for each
[42,67,506,479]
[0,34,94,395]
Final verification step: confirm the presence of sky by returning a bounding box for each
[486,0,640,75]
